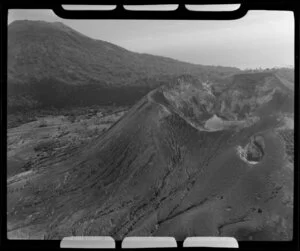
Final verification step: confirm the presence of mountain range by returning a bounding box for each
[8,20,241,112]
[7,20,294,241]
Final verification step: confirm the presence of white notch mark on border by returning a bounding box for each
[122,237,177,248]
[186,4,241,12]
[183,237,239,248]
[124,5,179,11]
[61,5,117,11]
[60,236,115,249]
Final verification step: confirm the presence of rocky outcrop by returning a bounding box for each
[236,135,265,164]
[246,135,265,162]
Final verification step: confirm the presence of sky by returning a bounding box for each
[8,8,294,70]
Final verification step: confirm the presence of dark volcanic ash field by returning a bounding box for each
[7,73,294,241]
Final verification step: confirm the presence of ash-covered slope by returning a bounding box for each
[8,20,240,112]
[7,74,293,240]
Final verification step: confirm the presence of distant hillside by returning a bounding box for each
[8,20,240,112]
